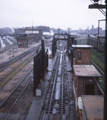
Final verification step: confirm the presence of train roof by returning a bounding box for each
[73,65,101,77]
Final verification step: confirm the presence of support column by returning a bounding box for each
[41,39,45,79]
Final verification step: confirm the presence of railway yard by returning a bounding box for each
[0,0,106,118]
[0,34,105,120]
[0,41,41,120]
[0,38,77,120]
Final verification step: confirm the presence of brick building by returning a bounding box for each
[72,45,92,64]
[24,28,42,42]
[72,45,102,113]
[16,33,28,48]
[73,64,101,111]
[15,27,43,48]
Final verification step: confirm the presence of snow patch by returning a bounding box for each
[3,37,13,44]
[7,36,16,41]
[0,37,6,48]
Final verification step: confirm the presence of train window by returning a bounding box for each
[78,52,81,60]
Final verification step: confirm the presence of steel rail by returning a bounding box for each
[47,55,60,120]
[1,74,33,120]
[61,51,64,120]
[0,52,37,88]
[0,46,35,68]
[0,52,34,81]
[3,78,32,120]
[38,55,59,120]
[38,55,58,119]
[0,45,40,71]
[0,68,33,108]
[39,43,68,120]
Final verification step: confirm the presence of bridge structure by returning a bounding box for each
[52,33,76,56]
[52,33,77,66]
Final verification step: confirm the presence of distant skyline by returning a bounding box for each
[0,0,106,30]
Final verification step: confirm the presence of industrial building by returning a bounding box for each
[15,27,43,48]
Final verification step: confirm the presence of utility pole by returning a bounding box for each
[58,28,60,50]
[88,1,106,120]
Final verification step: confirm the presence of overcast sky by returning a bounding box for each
[0,0,106,30]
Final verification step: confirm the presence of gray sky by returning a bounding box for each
[0,0,106,30]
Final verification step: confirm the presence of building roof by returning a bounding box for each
[72,45,93,48]
[73,65,101,77]
[81,95,104,120]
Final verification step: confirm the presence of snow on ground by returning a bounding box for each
[32,41,41,47]
[43,32,51,35]
[46,47,52,55]
[7,36,16,41]
[50,30,54,35]
[11,28,15,33]
[3,37,13,44]
[0,37,6,48]
[43,30,54,35]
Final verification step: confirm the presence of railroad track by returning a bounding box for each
[39,53,60,120]
[0,51,37,88]
[0,68,33,120]
[39,46,76,120]
[0,45,40,72]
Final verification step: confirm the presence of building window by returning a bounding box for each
[78,52,81,60]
